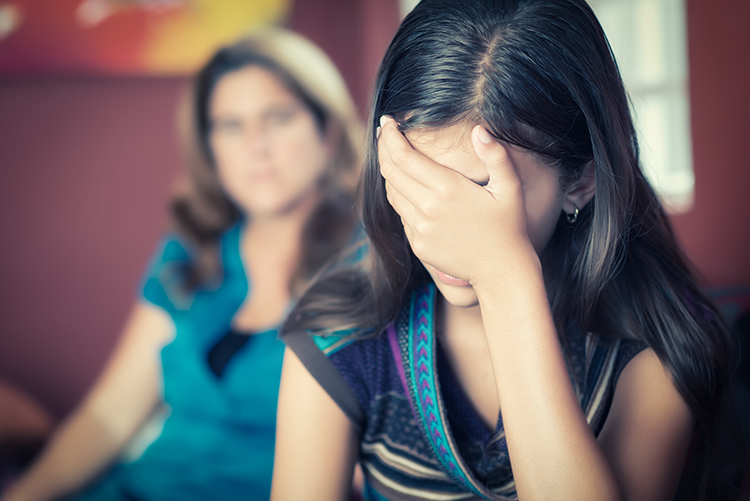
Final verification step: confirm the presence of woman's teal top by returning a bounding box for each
[73,224,285,501]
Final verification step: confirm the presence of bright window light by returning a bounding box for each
[589,0,694,213]
[399,0,419,18]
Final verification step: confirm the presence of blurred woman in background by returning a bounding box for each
[3,27,362,501]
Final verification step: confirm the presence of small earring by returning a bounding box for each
[566,205,579,224]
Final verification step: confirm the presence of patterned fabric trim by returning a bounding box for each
[395,284,511,501]
[312,329,361,356]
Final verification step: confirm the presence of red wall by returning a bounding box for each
[0,77,186,416]
[671,0,750,289]
[0,0,747,417]
[289,0,400,117]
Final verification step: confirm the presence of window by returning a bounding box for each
[589,0,694,213]
[399,0,419,18]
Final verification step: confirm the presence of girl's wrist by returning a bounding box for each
[471,243,543,300]
[473,248,556,347]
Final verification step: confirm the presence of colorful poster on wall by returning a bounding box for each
[0,0,291,75]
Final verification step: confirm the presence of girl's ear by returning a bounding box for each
[562,160,596,213]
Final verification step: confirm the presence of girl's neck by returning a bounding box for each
[438,295,486,345]
[436,292,500,432]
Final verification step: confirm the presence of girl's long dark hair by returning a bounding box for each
[169,28,362,292]
[284,0,734,462]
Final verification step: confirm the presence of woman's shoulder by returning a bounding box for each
[140,233,193,312]
[151,232,192,266]
[150,223,242,264]
[140,224,242,313]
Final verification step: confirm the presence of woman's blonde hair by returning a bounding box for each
[171,27,363,291]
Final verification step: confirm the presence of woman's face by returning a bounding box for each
[209,65,331,219]
[404,123,567,308]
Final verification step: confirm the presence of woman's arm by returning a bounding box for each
[271,347,358,501]
[2,301,174,501]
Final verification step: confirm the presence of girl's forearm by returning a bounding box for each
[474,259,622,501]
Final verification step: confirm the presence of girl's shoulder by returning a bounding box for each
[284,326,388,382]
[562,327,649,435]
[281,283,438,432]
[282,326,394,434]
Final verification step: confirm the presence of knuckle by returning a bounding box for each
[421,199,436,217]
[379,160,390,177]
[414,218,429,236]
[392,146,409,165]
[435,182,451,199]
[410,238,425,257]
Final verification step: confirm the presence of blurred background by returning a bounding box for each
[0,0,748,426]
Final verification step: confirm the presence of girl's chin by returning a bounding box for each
[434,269,471,287]
[431,280,479,309]
[442,293,480,309]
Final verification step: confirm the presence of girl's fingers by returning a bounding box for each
[383,176,417,251]
[377,122,429,200]
[471,125,521,193]
[378,148,425,200]
[378,116,456,189]
[384,179,416,222]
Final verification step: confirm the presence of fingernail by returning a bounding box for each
[379,115,387,127]
[376,126,382,139]
[476,126,492,144]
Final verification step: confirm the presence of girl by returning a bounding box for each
[4,28,361,501]
[272,1,734,500]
